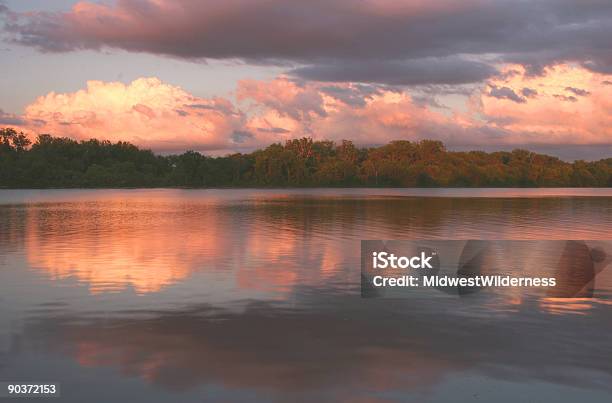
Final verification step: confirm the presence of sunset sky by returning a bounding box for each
[1,0,612,160]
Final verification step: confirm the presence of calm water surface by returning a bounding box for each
[0,188,611,402]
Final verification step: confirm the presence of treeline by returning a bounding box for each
[1,128,610,188]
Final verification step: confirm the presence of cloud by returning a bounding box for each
[4,0,612,85]
[565,86,591,97]
[478,64,612,146]
[553,94,578,103]
[318,85,384,108]
[0,108,25,125]
[14,76,463,151]
[488,86,526,103]
[231,130,253,144]
[21,77,250,152]
[9,64,612,158]
[255,127,290,134]
[291,57,498,85]
[237,78,327,121]
[239,71,611,152]
[237,78,463,146]
[521,88,538,98]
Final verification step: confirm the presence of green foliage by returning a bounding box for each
[0,129,609,188]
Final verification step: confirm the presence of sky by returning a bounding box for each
[1,0,611,160]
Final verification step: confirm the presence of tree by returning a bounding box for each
[0,128,609,188]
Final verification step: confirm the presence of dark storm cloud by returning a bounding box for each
[186,104,216,110]
[256,127,290,134]
[0,109,24,125]
[185,102,236,115]
[554,94,579,102]
[2,0,612,85]
[318,84,385,107]
[565,87,591,97]
[488,86,526,103]
[521,88,538,98]
[231,130,254,143]
[292,58,498,86]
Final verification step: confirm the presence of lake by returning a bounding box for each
[1,188,611,402]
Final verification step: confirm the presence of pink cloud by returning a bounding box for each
[477,64,612,145]
[19,76,462,151]
[238,78,458,145]
[12,64,612,156]
[22,77,249,152]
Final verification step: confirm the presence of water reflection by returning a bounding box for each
[23,201,222,293]
[12,291,612,401]
[2,192,609,296]
[0,189,611,402]
[456,240,611,298]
